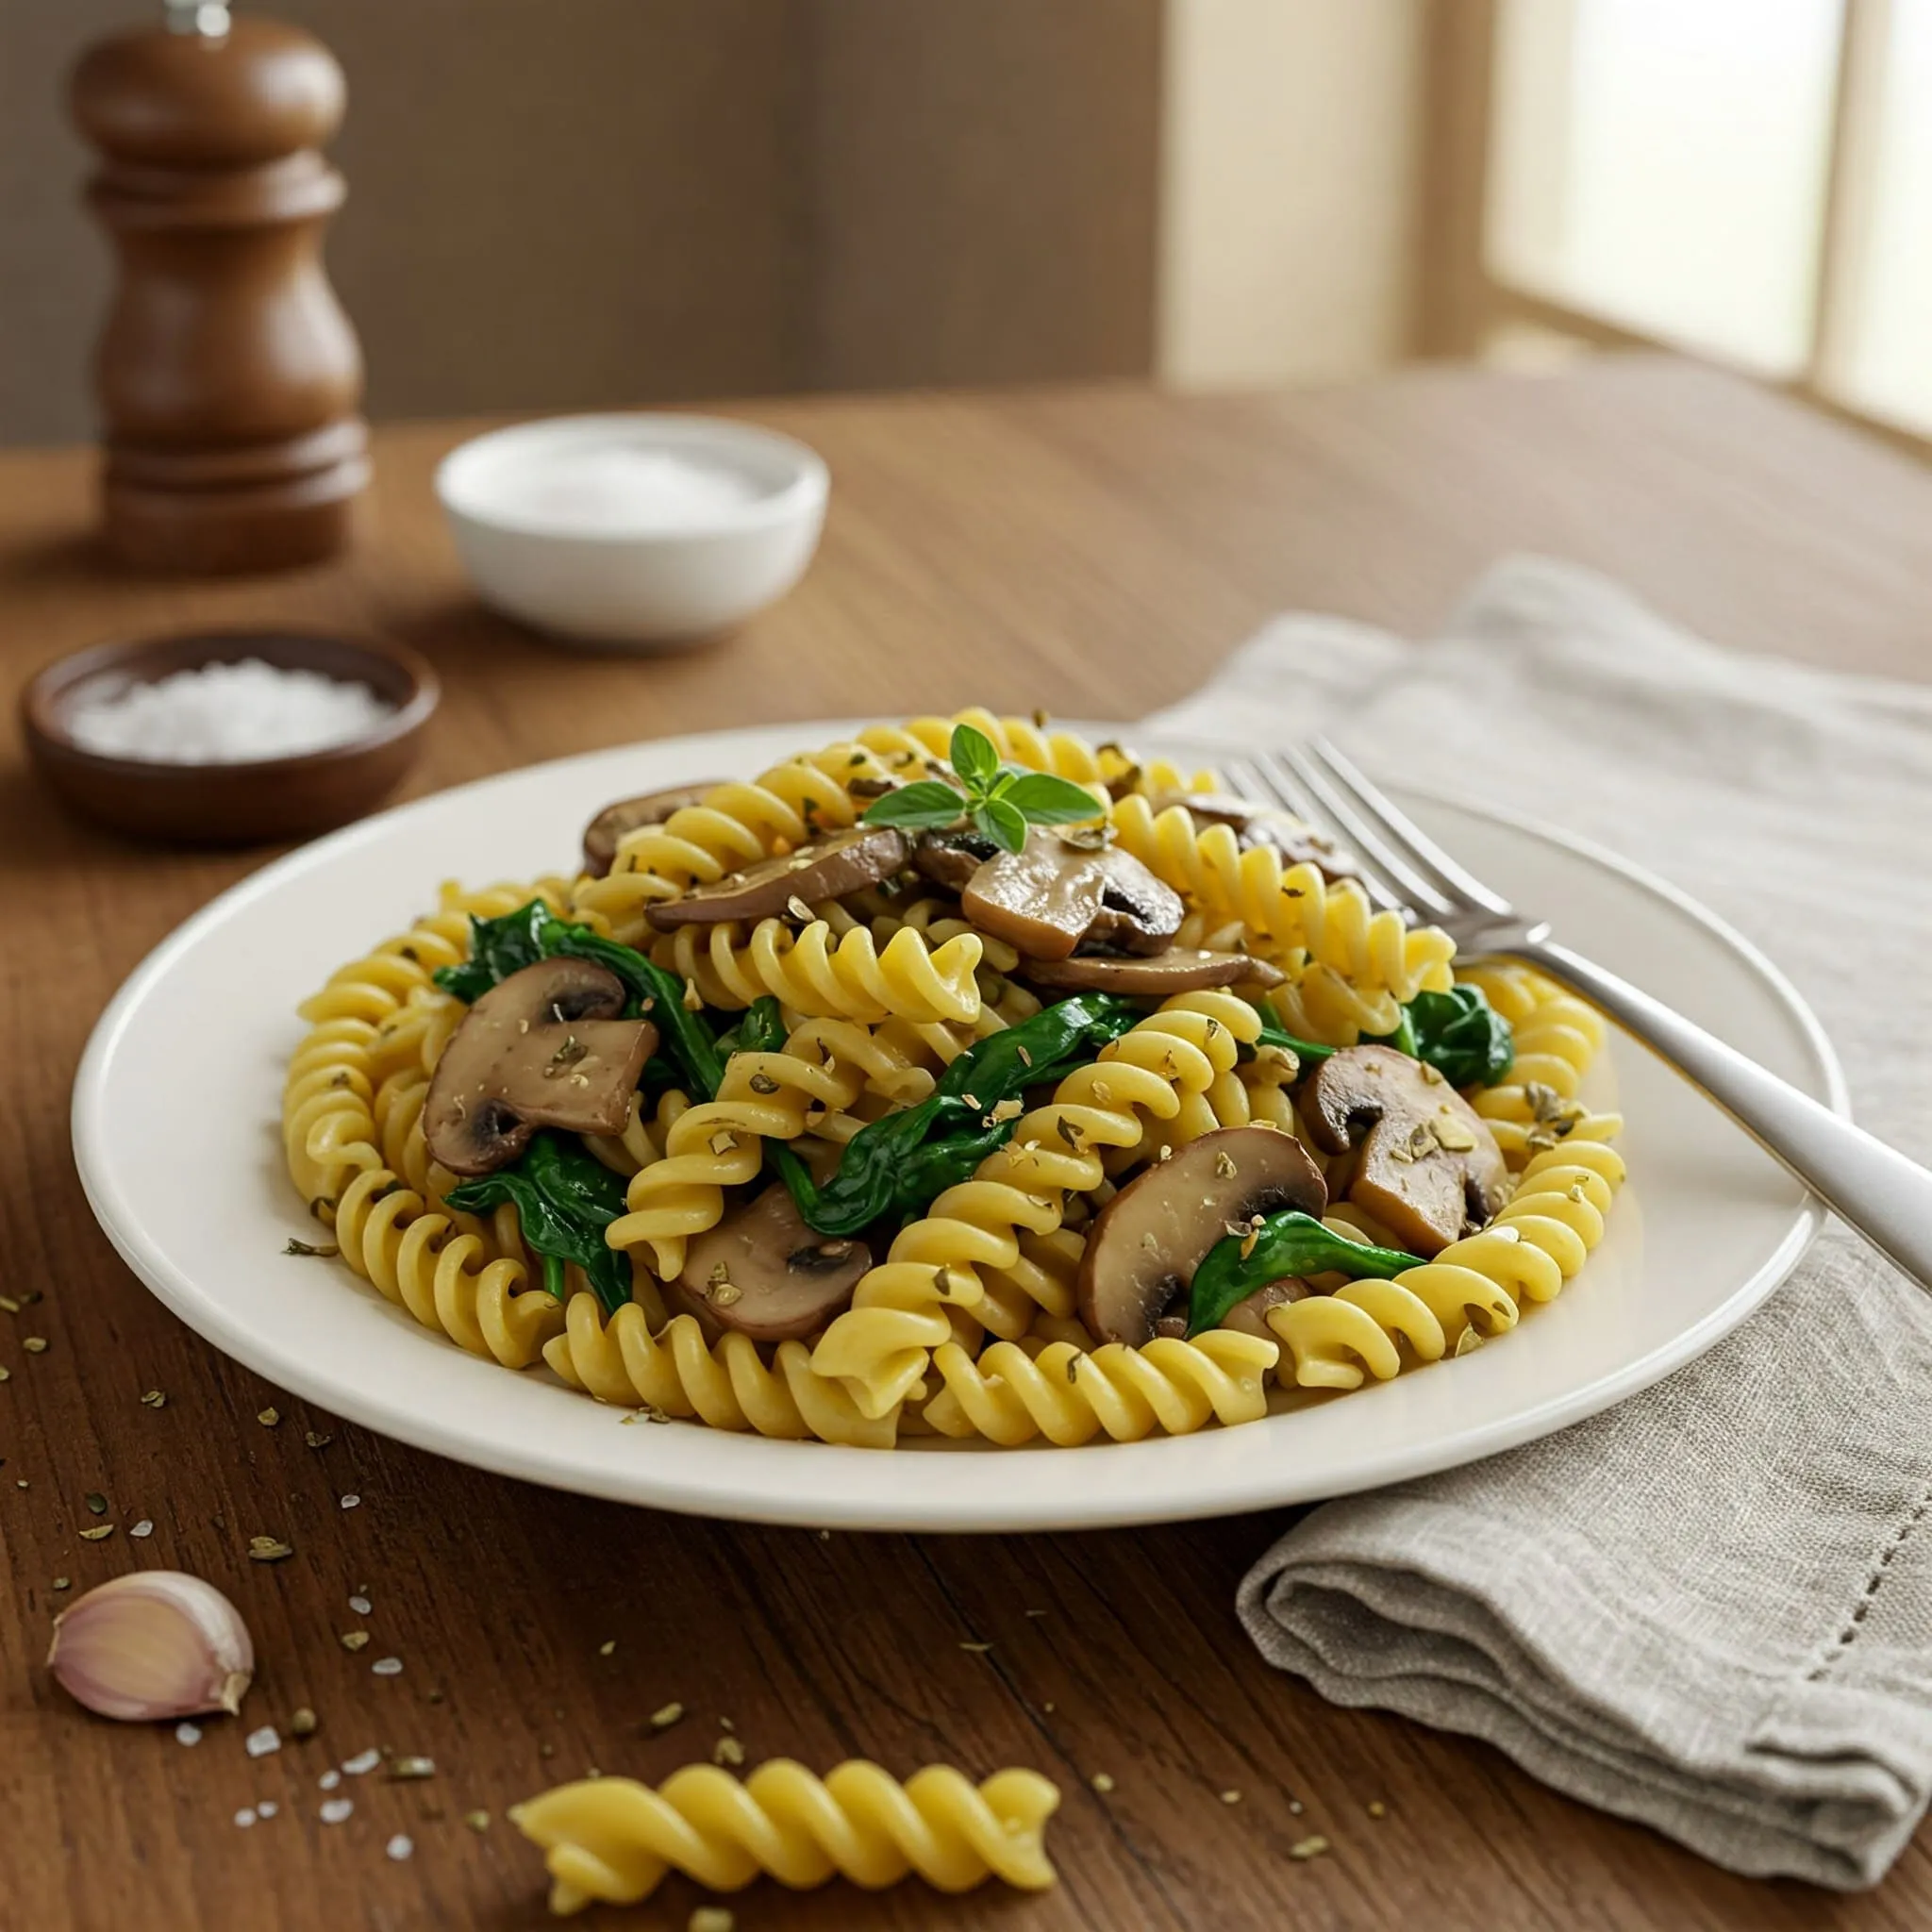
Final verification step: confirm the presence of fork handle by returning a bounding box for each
[1518,940,1932,1292]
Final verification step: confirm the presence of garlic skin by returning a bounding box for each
[47,1571,254,1722]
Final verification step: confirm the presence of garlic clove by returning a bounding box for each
[47,1570,254,1722]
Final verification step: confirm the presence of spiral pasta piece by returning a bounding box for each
[605,1028,873,1277]
[649,917,983,1025]
[510,1758,1059,1911]
[922,1332,1279,1446]
[809,997,1251,1418]
[1268,1140,1627,1390]
[1110,794,1457,1002]
[331,1165,564,1367]
[541,1299,899,1448]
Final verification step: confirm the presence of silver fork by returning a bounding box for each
[1216,738,1932,1292]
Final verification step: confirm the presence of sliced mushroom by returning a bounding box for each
[423,960,658,1176]
[664,1185,871,1342]
[1075,1125,1327,1345]
[1302,1045,1509,1256]
[1148,790,1357,882]
[911,826,999,893]
[645,825,910,931]
[962,829,1183,961]
[581,783,722,878]
[1022,948,1285,995]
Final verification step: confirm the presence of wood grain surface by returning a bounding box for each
[3,356,1930,1932]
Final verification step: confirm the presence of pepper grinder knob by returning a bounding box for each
[71,8,368,575]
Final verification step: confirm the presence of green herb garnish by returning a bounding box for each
[1402,985,1513,1088]
[858,723,1104,856]
[1187,1210,1422,1337]
[442,1132,633,1315]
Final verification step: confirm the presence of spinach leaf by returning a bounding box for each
[443,1132,633,1316]
[1404,986,1513,1088]
[1255,1023,1337,1064]
[1187,1210,1422,1337]
[716,995,787,1058]
[435,902,724,1098]
[772,992,1142,1236]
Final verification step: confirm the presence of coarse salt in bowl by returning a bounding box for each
[20,630,439,845]
[436,413,828,648]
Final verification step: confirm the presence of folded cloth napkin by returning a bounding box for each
[1147,556,1932,1890]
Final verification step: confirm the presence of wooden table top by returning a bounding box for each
[5,355,1931,1932]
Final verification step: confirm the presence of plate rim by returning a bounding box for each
[71,720,1846,1530]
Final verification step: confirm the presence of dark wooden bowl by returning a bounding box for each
[19,628,439,845]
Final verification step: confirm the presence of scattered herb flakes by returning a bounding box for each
[85,1492,108,1516]
[340,1493,361,1510]
[1288,1799,1304,1815]
[244,1726,282,1758]
[257,1407,280,1427]
[290,1707,318,1739]
[0,1367,8,1383]
[598,1640,616,1657]
[339,1631,371,1653]
[0,1296,16,1315]
[175,1723,202,1746]
[539,1743,556,1760]
[388,1757,436,1781]
[78,1524,114,1542]
[1024,1608,1048,1619]
[718,1716,735,1733]
[141,1390,166,1409]
[319,1798,354,1825]
[22,1338,47,1355]
[386,1834,413,1862]
[129,1520,154,1540]
[304,1430,333,1450]
[463,1810,491,1834]
[649,1702,685,1731]
[711,1736,745,1768]
[1220,1790,1242,1805]
[1090,1773,1115,1794]
[1289,1836,1330,1861]
[248,1536,293,1563]
[690,1909,736,1932]
[1367,1800,1388,1819]
[371,1657,403,1677]
[958,1641,992,1654]
[343,1748,382,1776]
[51,1576,70,1592]
[283,1240,339,1257]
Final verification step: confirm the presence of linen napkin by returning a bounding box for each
[1148,555,1932,1890]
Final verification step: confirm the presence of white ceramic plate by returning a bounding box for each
[74,723,1844,1532]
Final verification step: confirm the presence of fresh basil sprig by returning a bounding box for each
[859,722,1103,856]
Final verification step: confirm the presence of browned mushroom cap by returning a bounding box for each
[581,784,722,878]
[664,1185,872,1342]
[1023,948,1285,995]
[1302,1045,1509,1256]
[645,825,910,931]
[423,960,658,1176]
[962,829,1183,962]
[910,826,998,893]
[1075,1125,1327,1345]
[1148,790,1357,882]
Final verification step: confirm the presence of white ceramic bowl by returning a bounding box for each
[435,414,828,648]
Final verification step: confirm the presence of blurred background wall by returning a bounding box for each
[0,0,1427,447]
[7,1,1927,453]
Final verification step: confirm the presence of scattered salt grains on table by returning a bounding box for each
[342,1747,381,1776]
[371,1657,403,1677]
[129,1520,154,1539]
[319,1798,353,1825]
[340,1493,361,1510]
[62,659,394,766]
[319,1769,342,1791]
[348,1593,371,1615]
[234,1807,256,1829]
[244,1725,280,1758]
[386,1834,413,1862]
[257,1802,278,1820]
[175,1723,202,1747]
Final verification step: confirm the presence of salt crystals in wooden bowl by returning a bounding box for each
[21,629,438,843]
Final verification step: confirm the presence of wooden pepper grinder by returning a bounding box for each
[71,1,368,574]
